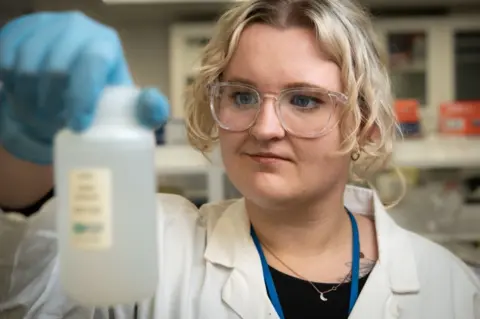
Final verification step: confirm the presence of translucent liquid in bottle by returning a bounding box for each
[54,87,158,306]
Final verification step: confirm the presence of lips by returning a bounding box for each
[251,152,284,159]
[246,152,290,162]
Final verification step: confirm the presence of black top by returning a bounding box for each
[270,266,370,319]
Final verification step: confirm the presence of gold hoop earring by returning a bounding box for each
[351,151,360,161]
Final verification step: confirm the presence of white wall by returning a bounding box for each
[117,24,170,95]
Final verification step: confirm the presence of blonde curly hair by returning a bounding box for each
[185,0,400,185]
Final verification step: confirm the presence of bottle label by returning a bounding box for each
[69,169,112,250]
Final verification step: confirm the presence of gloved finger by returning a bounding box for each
[136,88,170,129]
[40,14,99,120]
[66,36,127,132]
[0,14,54,94]
[16,16,66,72]
[44,13,100,73]
[13,18,68,126]
[38,73,68,131]
[0,13,54,71]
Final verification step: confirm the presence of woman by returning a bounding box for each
[0,0,478,318]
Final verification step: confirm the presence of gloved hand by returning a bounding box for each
[0,12,169,165]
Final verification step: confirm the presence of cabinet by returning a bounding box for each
[374,16,480,133]
[387,31,428,105]
[455,30,480,101]
[375,17,480,247]
[169,23,213,119]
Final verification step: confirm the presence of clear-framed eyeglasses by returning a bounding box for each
[209,82,348,138]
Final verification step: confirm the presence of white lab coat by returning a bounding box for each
[0,185,479,318]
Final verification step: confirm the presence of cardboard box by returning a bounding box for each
[395,99,421,137]
[439,101,480,136]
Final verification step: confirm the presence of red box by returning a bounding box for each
[395,99,420,123]
[439,101,480,136]
[395,100,421,137]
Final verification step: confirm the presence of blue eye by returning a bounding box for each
[232,92,258,105]
[290,95,320,108]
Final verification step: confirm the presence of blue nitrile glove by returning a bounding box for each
[0,12,169,165]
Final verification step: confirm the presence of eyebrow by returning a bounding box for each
[222,76,325,90]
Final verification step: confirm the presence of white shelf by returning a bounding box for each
[393,135,480,168]
[389,203,480,243]
[155,145,212,175]
[155,135,480,175]
[155,136,480,177]
[155,145,226,202]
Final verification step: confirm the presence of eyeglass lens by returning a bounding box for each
[211,84,337,137]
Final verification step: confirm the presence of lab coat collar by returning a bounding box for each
[204,185,420,295]
[204,198,251,267]
[344,186,420,293]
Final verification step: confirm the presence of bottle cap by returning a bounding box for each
[93,86,141,126]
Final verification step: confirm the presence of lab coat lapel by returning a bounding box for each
[204,199,277,319]
[348,263,392,319]
[221,269,251,319]
[221,260,277,319]
[349,262,408,319]
[344,186,421,319]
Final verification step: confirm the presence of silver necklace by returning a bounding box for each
[261,243,351,302]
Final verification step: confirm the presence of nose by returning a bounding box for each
[249,97,285,141]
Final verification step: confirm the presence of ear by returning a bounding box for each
[358,123,380,146]
[367,124,380,141]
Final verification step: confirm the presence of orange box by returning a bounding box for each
[395,99,420,123]
[439,101,480,136]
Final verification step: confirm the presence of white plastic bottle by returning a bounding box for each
[54,86,158,306]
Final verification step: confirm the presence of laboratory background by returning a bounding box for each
[2,0,480,276]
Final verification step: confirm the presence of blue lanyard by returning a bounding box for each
[251,209,360,319]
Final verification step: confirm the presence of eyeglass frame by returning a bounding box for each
[209,81,349,139]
